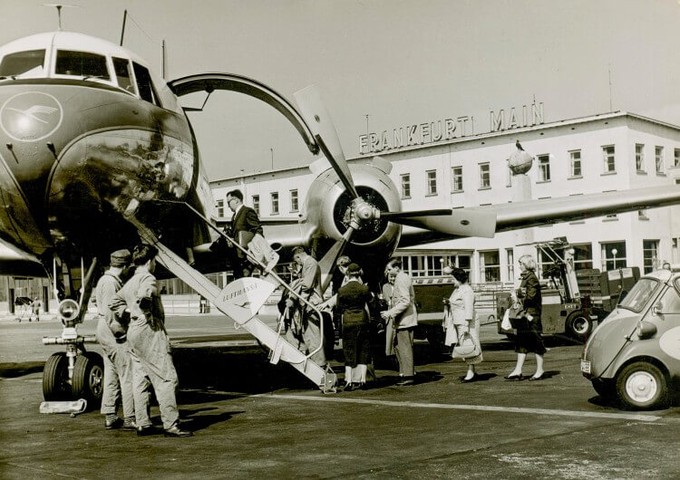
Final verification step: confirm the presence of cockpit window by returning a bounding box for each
[55,50,109,80]
[0,50,45,77]
[112,57,135,93]
[618,278,659,313]
[132,62,159,105]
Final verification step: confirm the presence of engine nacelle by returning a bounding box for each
[304,160,402,252]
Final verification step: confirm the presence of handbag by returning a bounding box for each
[451,331,481,359]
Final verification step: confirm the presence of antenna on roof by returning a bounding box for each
[43,4,79,31]
[120,9,128,46]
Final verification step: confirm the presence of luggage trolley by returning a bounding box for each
[14,296,33,322]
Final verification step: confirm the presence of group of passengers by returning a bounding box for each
[275,248,548,391]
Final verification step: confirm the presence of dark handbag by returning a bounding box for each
[507,305,527,329]
[451,332,481,359]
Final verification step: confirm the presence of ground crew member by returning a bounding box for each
[31,297,42,322]
[110,244,192,438]
[95,249,136,430]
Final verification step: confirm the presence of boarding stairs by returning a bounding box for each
[125,208,337,393]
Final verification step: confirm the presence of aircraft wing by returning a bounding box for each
[398,184,680,248]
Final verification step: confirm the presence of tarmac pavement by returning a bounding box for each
[1,315,679,479]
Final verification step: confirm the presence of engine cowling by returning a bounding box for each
[304,160,402,252]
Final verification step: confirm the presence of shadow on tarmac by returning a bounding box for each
[0,361,45,378]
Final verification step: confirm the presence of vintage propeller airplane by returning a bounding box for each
[2,28,680,401]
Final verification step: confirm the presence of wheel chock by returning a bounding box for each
[39,399,87,415]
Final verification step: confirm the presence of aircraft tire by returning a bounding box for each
[43,352,71,401]
[72,352,104,408]
[615,361,669,411]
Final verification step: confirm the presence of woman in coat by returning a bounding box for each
[505,254,547,381]
[444,267,482,382]
[337,263,373,390]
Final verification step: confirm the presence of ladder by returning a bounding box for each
[126,213,337,393]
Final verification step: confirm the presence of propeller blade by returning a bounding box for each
[384,208,497,238]
[294,86,359,199]
[318,226,355,294]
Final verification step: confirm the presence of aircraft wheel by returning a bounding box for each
[615,361,669,410]
[565,310,592,342]
[72,352,104,407]
[43,352,71,401]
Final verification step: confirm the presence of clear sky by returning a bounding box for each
[2,0,680,180]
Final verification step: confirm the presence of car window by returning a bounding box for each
[0,49,45,77]
[55,50,109,80]
[618,278,659,313]
[657,285,680,313]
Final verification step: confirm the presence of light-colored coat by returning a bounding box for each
[386,271,418,329]
[109,265,179,430]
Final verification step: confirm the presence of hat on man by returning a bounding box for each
[347,263,363,275]
[110,249,131,267]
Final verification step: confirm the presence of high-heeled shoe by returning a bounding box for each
[461,374,476,383]
[504,373,523,381]
[528,373,545,381]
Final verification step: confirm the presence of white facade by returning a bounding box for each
[210,112,680,285]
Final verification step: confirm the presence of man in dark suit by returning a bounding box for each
[226,189,263,278]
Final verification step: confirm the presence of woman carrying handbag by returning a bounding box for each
[443,267,482,382]
[505,254,547,381]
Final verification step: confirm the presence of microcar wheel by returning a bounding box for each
[615,361,669,410]
[565,310,592,342]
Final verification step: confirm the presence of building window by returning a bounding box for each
[674,148,680,167]
[602,145,616,173]
[403,255,440,277]
[426,170,438,195]
[506,248,514,283]
[400,174,411,199]
[479,163,491,189]
[643,240,659,274]
[451,166,463,192]
[569,150,582,178]
[655,146,664,174]
[270,192,279,215]
[216,199,224,218]
[601,241,626,270]
[397,253,471,278]
[537,154,551,182]
[290,189,299,213]
[571,243,593,270]
[635,144,645,172]
[252,195,260,216]
[480,250,500,282]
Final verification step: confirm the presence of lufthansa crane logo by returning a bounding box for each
[1,91,63,142]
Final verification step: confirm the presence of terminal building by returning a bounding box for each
[210,110,680,286]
